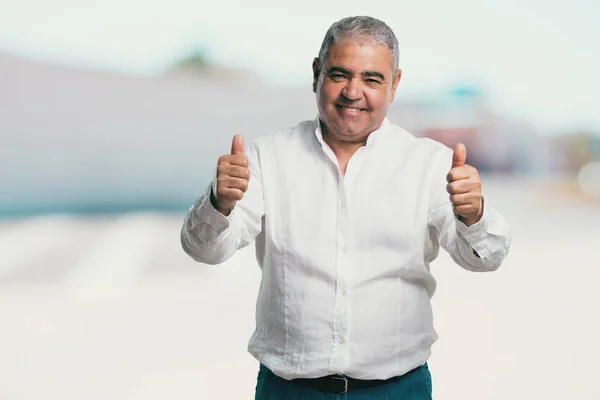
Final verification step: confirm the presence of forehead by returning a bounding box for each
[325,40,394,74]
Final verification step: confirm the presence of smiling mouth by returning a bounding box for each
[336,104,368,113]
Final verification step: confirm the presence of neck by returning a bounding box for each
[320,122,370,176]
[324,132,366,156]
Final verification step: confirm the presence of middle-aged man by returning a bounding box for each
[181,15,511,400]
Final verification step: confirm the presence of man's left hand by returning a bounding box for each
[446,143,483,227]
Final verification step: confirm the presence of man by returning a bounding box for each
[181,16,511,399]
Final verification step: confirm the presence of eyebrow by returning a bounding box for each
[326,67,385,81]
[362,71,385,80]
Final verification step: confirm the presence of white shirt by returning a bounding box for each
[181,117,511,380]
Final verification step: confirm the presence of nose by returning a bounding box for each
[341,78,362,101]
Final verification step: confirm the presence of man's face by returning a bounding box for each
[313,40,402,144]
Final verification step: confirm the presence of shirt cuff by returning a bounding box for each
[455,195,491,259]
[189,180,231,235]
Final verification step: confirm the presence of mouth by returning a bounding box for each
[336,104,368,116]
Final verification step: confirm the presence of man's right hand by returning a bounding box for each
[212,134,250,216]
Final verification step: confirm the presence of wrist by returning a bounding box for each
[209,187,233,216]
[460,198,484,226]
[460,215,481,227]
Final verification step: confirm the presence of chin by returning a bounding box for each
[335,122,368,137]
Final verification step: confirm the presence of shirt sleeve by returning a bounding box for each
[427,147,512,272]
[180,142,265,265]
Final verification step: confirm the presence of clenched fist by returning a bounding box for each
[211,134,250,216]
[446,143,483,226]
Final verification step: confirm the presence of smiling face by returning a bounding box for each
[313,39,402,145]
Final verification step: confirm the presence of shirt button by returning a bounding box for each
[339,337,345,344]
[341,288,347,295]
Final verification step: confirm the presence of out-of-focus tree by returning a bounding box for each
[165,47,252,81]
[170,48,210,71]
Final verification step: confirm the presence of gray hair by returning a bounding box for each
[317,16,399,73]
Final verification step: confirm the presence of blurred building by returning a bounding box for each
[389,86,560,176]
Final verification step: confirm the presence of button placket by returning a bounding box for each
[328,179,352,374]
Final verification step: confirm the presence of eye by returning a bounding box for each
[328,73,347,81]
[327,72,348,82]
[366,79,381,84]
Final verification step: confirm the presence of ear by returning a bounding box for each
[390,68,402,102]
[312,58,320,93]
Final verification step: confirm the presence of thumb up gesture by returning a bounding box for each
[446,143,483,226]
[213,135,250,216]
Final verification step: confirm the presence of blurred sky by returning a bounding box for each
[1,0,599,132]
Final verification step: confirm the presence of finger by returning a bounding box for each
[227,165,251,180]
[450,193,478,206]
[446,180,472,195]
[217,188,245,202]
[217,164,250,180]
[446,166,470,183]
[228,177,249,192]
[451,143,467,169]
[231,134,244,155]
[218,154,248,169]
[218,176,249,192]
[228,154,248,168]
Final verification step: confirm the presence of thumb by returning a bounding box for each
[231,134,244,155]
[452,143,467,169]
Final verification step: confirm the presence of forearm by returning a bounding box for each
[180,186,240,265]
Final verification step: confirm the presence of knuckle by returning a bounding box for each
[232,156,246,167]
[216,191,228,201]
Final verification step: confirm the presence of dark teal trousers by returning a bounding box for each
[255,363,433,399]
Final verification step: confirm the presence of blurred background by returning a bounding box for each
[1,0,599,399]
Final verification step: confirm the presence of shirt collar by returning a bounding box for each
[313,115,390,148]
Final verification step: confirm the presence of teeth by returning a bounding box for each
[340,106,362,112]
